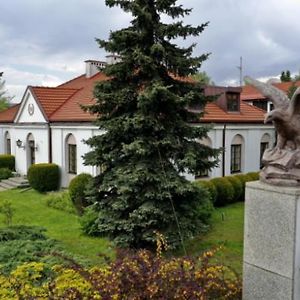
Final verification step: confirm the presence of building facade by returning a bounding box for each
[0,61,275,186]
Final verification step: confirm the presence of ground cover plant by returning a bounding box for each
[0,247,242,299]
[0,189,114,265]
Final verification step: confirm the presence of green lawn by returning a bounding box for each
[0,189,114,265]
[0,189,244,273]
[184,202,244,274]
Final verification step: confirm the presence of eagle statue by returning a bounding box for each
[244,76,300,186]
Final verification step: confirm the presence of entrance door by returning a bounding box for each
[27,133,35,169]
[28,140,35,165]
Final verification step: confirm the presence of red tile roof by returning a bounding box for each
[241,80,300,101]
[30,86,79,119]
[200,101,265,123]
[0,104,20,123]
[0,71,267,124]
[50,72,109,122]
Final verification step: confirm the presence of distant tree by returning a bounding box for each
[280,70,292,82]
[0,73,11,111]
[191,71,214,85]
[84,0,220,249]
[294,72,300,82]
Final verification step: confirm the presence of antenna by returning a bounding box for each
[237,56,243,86]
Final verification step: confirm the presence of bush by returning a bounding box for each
[0,155,15,171]
[194,180,217,203]
[45,191,76,214]
[226,176,243,202]
[210,177,234,207]
[80,206,100,236]
[234,174,250,201]
[28,163,60,192]
[247,171,259,181]
[0,201,15,226]
[0,248,242,299]
[0,226,90,275]
[69,173,93,215]
[0,168,12,180]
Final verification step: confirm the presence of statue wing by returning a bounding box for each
[244,76,289,110]
[288,87,300,116]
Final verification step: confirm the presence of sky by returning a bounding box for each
[1,0,300,102]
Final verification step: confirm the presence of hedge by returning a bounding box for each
[210,177,234,207]
[200,171,260,206]
[194,180,217,204]
[226,176,243,201]
[28,163,60,192]
[0,168,12,181]
[0,155,15,171]
[69,173,93,215]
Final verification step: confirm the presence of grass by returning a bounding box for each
[184,202,244,274]
[0,189,244,273]
[0,189,114,265]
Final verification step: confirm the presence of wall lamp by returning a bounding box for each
[16,139,25,149]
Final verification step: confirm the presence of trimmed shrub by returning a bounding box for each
[0,155,15,171]
[210,177,234,207]
[234,174,249,201]
[28,163,60,192]
[69,173,93,215]
[45,191,76,214]
[0,168,12,180]
[226,176,243,202]
[194,180,217,203]
[246,172,259,181]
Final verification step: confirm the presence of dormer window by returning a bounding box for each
[227,93,240,112]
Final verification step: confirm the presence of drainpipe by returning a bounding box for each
[48,124,52,163]
[222,124,226,177]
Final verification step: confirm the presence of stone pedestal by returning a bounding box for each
[243,181,300,300]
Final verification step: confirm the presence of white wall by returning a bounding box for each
[204,124,275,179]
[0,121,276,187]
[51,124,104,187]
[13,125,49,175]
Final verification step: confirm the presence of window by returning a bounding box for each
[260,142,269,169]
[68,144,77,174]
[253,100,268,111]
[66,134,77,174]
[231,144,241,173]
[227,93,239,112]
[195,168,209,178]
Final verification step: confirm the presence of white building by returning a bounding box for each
[0,61,275,187]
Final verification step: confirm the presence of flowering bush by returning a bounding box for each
[0,247,242,299]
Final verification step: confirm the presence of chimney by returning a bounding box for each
[106,54,121,65]
[85,60,106,78]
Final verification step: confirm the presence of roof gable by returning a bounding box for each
[15,88,48,123]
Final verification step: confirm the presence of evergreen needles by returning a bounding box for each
[84,0,220,249]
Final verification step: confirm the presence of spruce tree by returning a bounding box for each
[84,0,220,248]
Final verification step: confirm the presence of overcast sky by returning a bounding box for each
[1,0,300,101]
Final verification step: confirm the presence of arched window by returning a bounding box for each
[4,131,11,155]
[231,134,244,174]
[66,134,77,174]
[260,133,271,169]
